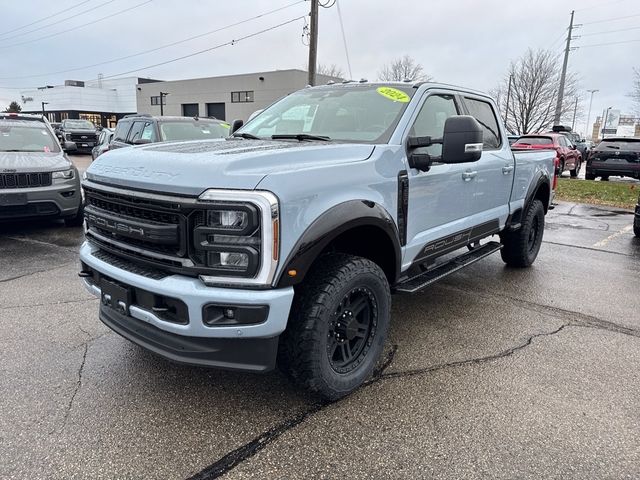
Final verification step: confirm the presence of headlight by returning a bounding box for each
[195,190,279,286]
[52,169,74,180]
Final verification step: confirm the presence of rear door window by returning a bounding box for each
[140,122,156,141]
[463,97,501,150]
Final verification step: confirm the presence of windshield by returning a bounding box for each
[63,120,95,130]
[0,121,60,152]
[159,121,229,141]
[515,136,553,145]
[597,139,640,152]
[238,85,416,143]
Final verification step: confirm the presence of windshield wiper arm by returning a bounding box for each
[271,133,331,142]
[232,132,261,140]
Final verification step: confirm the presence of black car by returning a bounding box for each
[585,137,640,181]
[634,194,640,238]
[58,119,99,154]
[110,114,229,150]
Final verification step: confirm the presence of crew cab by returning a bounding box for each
[513,133,582,177]
[79,82,556,399]
[58,119,99,154]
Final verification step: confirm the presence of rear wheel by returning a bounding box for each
[601,175,609,181]
[634,217,640,238]
[278,253,391,401]
[585,172,596,180]
[570,158,581,178]
[559,159,565,176]
[500,199,545,268]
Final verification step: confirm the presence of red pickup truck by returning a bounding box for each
[513,133,582,178]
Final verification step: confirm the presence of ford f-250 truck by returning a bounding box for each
[79,82,556,399]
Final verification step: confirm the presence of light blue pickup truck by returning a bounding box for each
[79,82,556,399]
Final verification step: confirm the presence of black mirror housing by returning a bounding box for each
[230,119,244,134]
[441,115,483,164]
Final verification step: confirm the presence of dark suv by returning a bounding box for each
[110,115,229,150]
[635,193,640,237]
[58,119,99,154]
[586,137,640,181]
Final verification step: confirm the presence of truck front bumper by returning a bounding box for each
[79,242,294,372]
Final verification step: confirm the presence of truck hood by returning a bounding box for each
[0,151,72,172]
[86,138,376,195]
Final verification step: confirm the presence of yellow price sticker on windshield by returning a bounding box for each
[376,87,410,103]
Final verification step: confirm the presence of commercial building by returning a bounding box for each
[135,69,342,121]
[592,113,640,141]
[20,77,161,127]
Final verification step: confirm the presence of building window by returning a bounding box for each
[231,91,254,103]
[150,96,166,105]
[79,113,102,127]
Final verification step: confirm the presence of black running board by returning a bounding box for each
[396,241,502,294]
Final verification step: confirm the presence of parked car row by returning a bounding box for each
[512,132,582,177]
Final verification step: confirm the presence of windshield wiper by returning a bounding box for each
[232,132,261,140]
[271,133,331,142]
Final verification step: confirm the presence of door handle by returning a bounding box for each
[502,165,514,174]
[462,170,477,181]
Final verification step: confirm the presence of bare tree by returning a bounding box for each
[630,67,640,115]
[317,63,345,80]
[493,49,582,135]
[378,55,432,82]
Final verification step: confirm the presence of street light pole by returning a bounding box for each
[584,89,598,140]
[571,97,579,130]
[41,101,49,117]
[159,92,169,116]
[307,0,318,86]
[601,106,612,139]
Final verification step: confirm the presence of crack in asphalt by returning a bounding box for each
[542,240,636,257]
[185,309,640,479]
[60,343,88,431]
[0,261,75,284]
[5,235,79,253]
[0,297,97,310]
[186,346,399,480]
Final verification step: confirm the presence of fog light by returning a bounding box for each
[203,304,269,326]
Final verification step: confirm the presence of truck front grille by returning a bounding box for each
[0,172,52,189]
[69,133,97,143]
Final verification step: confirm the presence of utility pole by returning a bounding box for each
[571,97,578,130]
[553,10,577,126]
[504,73,513,125]
[159,92,169,116]
[41,102,48,117]
[602,106,612,138]
[307,0,318,86]
[584,89,598,139]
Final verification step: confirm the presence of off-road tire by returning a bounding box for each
[500,199,545,268]
[634,218,640,238]
[278,253,391,401]
[64,203,84,227]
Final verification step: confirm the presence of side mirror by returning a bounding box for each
[230,119,244,134]
[63,141,77,152]
[570,144,577,150]
[132,138,151,145]
[441,115,483,164]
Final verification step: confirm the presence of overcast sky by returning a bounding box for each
[1,0,638,135]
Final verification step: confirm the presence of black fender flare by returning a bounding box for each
[506,172,551,231]
[275,200,402,288]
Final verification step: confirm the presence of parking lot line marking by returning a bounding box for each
[592,224,633,248]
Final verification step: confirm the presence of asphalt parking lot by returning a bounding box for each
[1,155,639,479]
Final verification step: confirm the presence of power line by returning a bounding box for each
[90,16,306,81]
[0,16,306,91]
[0,0,305,80]
[336,0,352,79]
[580,25,640,36]
[0,0,94,38]
[581,12,640,25]
[0,0,118,42]
[574,0,629,11]
[0,1,150,50]
[576,38,640,48]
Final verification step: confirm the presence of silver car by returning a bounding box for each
[0,113,83,226]
[91,128,114,161]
